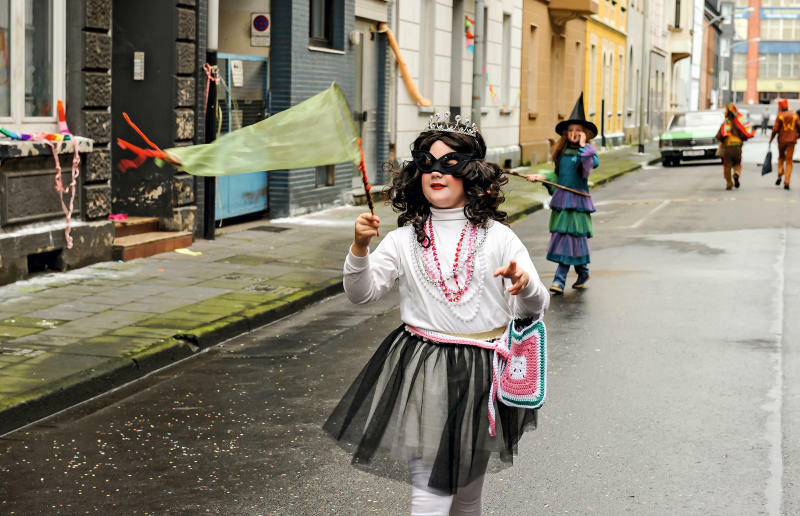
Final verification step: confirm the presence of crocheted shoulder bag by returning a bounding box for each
[492,317,547,409]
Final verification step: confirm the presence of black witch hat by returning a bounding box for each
[555,93,598,139]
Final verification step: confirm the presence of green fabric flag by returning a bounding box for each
[161,83,360,176]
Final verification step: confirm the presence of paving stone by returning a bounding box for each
[59,310,150,330]
[7,334,81,347]
[213,254,276,266]
[135,316,200,332]
[32,325,108,339]
[163,286,231,301]
[0,317,66,329]
[112,297,192,313]
[0,352,110,386]
[0,326,43,339]
[110,326,181,339]
[27,305,102,321]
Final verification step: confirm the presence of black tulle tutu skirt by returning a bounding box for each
[323,325,537,494]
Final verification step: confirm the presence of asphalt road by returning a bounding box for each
[2,135,799,515]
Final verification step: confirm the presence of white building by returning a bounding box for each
[391,0,522,167]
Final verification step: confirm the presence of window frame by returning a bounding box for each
[309,0,334,49]
[0,0,66,132]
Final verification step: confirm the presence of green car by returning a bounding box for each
[659,110,725,167]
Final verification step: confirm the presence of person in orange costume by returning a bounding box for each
[716,103,755,190]
[770,98,799,190]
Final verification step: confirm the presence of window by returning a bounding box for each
[501,13,511,109]
[527,24,538,112]
[589,43,597,117]
[420,0,435,98]
[574,41,582,103]
[734,18,748,40]
[309,0,333,47]
[733,53,746,79]
[674,0,681,28]
[316,164,335,187]
[617,50,624,119]
[760,18,800,41]
[549,34,565,115]
[759,54,799,79]
[0,0,65,131]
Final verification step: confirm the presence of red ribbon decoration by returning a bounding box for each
[358,138,374,215]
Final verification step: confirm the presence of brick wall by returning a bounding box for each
[66,0,113,220]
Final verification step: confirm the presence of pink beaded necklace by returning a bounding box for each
[422,216,478,303]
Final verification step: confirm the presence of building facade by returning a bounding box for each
[732,0,800,104]
[392,0,522,167]
[519,0,595,164]
[665,0,693,123]
[0,0,202,285]
[585,0,627,146]
[699,1,723,110]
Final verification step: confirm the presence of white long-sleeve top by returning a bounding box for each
[344,207,550,334]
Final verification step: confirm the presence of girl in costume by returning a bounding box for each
[324,113,550,515]
[715,103,754,190]
[526,94,599,294]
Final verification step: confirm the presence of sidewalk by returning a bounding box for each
[0,142,660,435]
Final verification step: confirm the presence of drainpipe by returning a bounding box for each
[471,0,485,124]
[637,0,648,153]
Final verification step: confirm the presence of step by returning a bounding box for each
[114,216,160,238]
[112,231,194,261]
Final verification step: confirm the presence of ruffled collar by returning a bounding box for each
[430,207,467,221]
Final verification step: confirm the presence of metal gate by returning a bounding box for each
[215,54,269,220]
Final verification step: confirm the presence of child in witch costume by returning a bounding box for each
[526,94,599,294]
[324,114,550,514]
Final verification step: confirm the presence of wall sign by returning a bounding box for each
[231,59,244,88]
[133,51,145,81]
[251,13,270,47]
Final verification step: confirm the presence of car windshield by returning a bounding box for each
[670,112,723,129]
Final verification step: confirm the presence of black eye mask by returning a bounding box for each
[411,150,478,175]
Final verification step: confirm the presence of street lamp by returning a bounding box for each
[708,6,753,25]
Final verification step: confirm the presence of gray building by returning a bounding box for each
[1,0,201,285]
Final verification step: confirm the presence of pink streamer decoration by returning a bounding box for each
[45,140,81,250]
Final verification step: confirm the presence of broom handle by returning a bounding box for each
[503,169,591,197]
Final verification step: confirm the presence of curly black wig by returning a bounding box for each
[386,130,508,247]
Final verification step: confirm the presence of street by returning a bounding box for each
[2,135,800,515]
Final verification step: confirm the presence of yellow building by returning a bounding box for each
[585,0,627,145]
[519,0,597,165]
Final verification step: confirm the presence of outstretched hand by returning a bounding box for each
[493,260,530,296]
[526,174,546,183]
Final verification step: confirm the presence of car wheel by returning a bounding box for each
[662,157,671,167]
[672,158,680,166]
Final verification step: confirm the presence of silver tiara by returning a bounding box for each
[425,112,478,137]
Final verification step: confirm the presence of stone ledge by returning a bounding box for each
[0,137,94,159]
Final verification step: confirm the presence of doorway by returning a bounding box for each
[214,53,269,221]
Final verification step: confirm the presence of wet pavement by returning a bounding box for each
[4,136,800,514]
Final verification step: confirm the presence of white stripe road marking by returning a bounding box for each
[629,199,671,229]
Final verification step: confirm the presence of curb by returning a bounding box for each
[0,280,345,436]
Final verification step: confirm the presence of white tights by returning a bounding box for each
[409,459,485,516]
